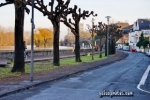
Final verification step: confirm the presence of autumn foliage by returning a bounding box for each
[34,28,53,48]
[0,26,53,48]
[0,26,14,46]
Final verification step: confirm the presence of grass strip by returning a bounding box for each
[0,53,112,78]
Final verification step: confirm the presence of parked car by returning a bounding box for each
[123,46,129,51]
[117,44,123,50]
[136,47,140,52]
[145,49,150,56]
[131,48,136,52]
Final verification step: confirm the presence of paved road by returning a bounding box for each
[1,51,150,100]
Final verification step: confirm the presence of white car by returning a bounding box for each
[117,44,123,50]
[145,49,150,56]
[123,46,129,51]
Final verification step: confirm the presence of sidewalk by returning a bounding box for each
[0,51,128,98]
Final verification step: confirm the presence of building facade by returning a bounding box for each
[128,19,150,50]
[116,22,130,44]
[118,25,132,44]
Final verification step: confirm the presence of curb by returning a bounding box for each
[0,51,128,98]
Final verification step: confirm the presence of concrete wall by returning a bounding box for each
[0,49,92,59]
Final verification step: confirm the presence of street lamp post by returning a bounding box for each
[91,18,95,60]
[105,16,111,59]
[0,37,2,49]
[30,0,35,81]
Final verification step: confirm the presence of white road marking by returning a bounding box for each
[137,65,150,94]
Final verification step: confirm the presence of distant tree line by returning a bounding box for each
[0,28,14,46]
[0,26,53,48]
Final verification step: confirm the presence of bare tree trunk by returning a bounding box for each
[99,38,102,58]
[44,39,46,48]
[114,39,116,54]
[109,38,112,55]
[11,0,25,72]
[112,39,116,54]
[75,35,81,62]
[53,21,60,66]
[109,39,112,55]
[75,23,82,62]
[105,35,107,56]
[109,38,115,55]
[91,33,94,60]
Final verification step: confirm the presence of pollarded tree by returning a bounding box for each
[0,0,30,72]
[61,5,97,62]
[109,24,122,54]
[93,22,108,57]
[27,0,70,66]
[113,28,123,43]
[113,28,123,54]
[86,19,97,60]
[12,0,26,72]
[96,22,107,58]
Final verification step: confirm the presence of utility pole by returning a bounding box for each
[105,16,111,59]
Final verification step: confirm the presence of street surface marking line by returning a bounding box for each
[137,65,150,94]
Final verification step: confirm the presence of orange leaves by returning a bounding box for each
[38,28,53,39]
[34,28,53,48]
[0,27,14,46]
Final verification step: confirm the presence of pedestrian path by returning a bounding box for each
[25,53,86,63]
[25,54,77,62]
[0,52,87,67]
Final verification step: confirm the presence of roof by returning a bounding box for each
[116,22,129,29]
[122,29,130,34]
[123,25,133,29]
[122,25,133,34]
[137,19,150,30]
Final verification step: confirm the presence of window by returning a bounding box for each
[141,21,143,23]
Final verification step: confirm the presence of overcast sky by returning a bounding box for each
[0,0,150,40]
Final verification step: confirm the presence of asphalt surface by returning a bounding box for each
[0,51,150,100]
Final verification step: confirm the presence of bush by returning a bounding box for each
[142,39,149,48]
[124,43,129,46]
[136,32,149,49]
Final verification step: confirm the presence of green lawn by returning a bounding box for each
[0,53,111,78]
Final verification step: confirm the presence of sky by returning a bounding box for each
[0,0,150,40]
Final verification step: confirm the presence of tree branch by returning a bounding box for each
[0,1,30,14]
[0,1,13,7]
